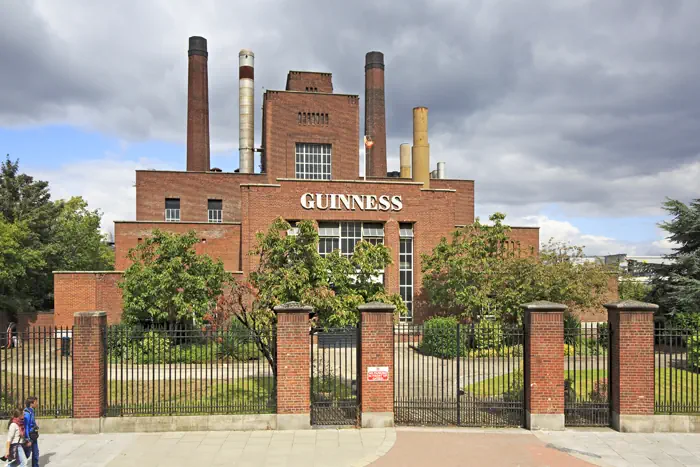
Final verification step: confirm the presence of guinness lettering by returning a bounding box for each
[301,193,403,211]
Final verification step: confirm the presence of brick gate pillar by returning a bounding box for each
[274,302,312,430]
[72,311,107,433]
[522,301,566,430]
[359,302,396,428]
[605,300,658,432]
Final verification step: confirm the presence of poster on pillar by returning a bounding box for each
[367,366,389,382]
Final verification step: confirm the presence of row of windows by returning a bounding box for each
[298,112,329,125]
[289,221,415,320]
[164,199,222,223]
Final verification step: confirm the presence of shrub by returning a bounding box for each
[140,331,171,356]
[564,344,575,356]
[474,320,503,350]
[419,316,464,358]
[503,370,524,402]
[106,323,134,359]
[589,378,608,403]
[688,335,700,371]
[597,322,609,350]
[219,326,262,361]
[564,311,581,345]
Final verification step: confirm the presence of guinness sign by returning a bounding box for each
[301,193,403,211]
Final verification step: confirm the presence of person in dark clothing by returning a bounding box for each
[22,397,38,467]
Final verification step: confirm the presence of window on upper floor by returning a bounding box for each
[165,198,180,222]
[208,199,222,223]
[295,143,331,180]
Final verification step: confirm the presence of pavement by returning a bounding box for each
[26,427,700,467]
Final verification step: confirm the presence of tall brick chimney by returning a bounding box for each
[186,36,210,172]
[365,51,387,178]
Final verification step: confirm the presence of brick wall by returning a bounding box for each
[17,311,55,332]
[524,303,565,421]
[285,71,333,93]
[262,91,360,181]
[275,304,311,415]
[114,221,242,271]
[54,273,124,327]
[430,179,475,226]
[359,304,394,419]
[607,301,656,419]
[135,170,265,222]
[72,311,106,418]
[241,181,457,320]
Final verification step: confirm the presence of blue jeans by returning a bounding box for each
[29,441,38,467]
[8,443,27,467]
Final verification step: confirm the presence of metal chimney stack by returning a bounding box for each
[400,143,411,178]
[412,107,430,189]
[437,161,446,179]
[186,36,210,172]
[239,49,255,174]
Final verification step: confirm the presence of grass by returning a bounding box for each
[467,368,700,413]
[1,374,276,417]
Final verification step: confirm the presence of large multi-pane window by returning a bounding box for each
[165,198,180,222]
[295,143,331,180]
[399,223,414,321]
[208,199,222,223]
[317,222,384,258]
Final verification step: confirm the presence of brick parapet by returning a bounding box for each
[274,303,312,416]
[72,311,107,419]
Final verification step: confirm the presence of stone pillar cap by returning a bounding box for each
[74,311,108,318]
[520,301,568,311]
[273,302,313,313]
[358,302,396,312]
[604,300,659,311]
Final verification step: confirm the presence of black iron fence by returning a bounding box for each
[564,322,610,426]
[310,327,359,426]
[105,324,276,416]
[655,327,700,414]
[394,321,524,427]
[0,327,73,418]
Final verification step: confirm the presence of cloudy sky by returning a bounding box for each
[2,0,698,255]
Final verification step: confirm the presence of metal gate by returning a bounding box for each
[564,322,611,426]
[310,327,360,426]
[394,322,524,427]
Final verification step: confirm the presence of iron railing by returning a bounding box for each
[655,327,700,414]
[0,327,73,418]
[310,327,359,426]
[564,322,610,426]
[394,321,524,427]
[105,325,276,416]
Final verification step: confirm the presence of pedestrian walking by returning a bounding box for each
[22,398,38,467]
[5,323,17,349]
[3,409,28,467]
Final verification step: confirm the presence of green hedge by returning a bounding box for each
[419,316,465,358]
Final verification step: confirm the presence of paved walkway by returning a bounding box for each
[29,428,700,467]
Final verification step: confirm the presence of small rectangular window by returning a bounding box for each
[165,198,180,222]
[295,143,331,180]
[208,199,222,223]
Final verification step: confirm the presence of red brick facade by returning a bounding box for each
[285,71,333,93]
[274,303,311,416]
[54,273,124,327]
[523,302,566,428]
[17,311,55,332]
[115,221,242,271]
[606,300,657,421]
[72,311,107,418]
[359,303,395,425]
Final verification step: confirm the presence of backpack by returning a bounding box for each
[23,408,39,441]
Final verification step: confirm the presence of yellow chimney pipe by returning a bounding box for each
[400,143,411,178]
[412,107,430,189]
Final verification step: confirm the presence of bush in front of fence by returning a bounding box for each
[419,316,466,358]
[687,334,700,371]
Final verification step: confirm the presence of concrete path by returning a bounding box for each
[33,428,395,467]
[29,427,700,466]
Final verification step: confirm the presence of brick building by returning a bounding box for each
[53,36,539,325]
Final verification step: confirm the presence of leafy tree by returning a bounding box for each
[618,277,651,301]
[0,156,114,313]
[421,212,611,323]
[648,198,700,328]
[0,219,44,313]
[119,229,230,327]
[217,217,405,371]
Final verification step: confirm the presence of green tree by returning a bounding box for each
[119,229,230,327]
[217,217,405,371]
[648,198,700,328]
[618,277,651,301]
[0,218,45,312]
[421,213,610,323]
